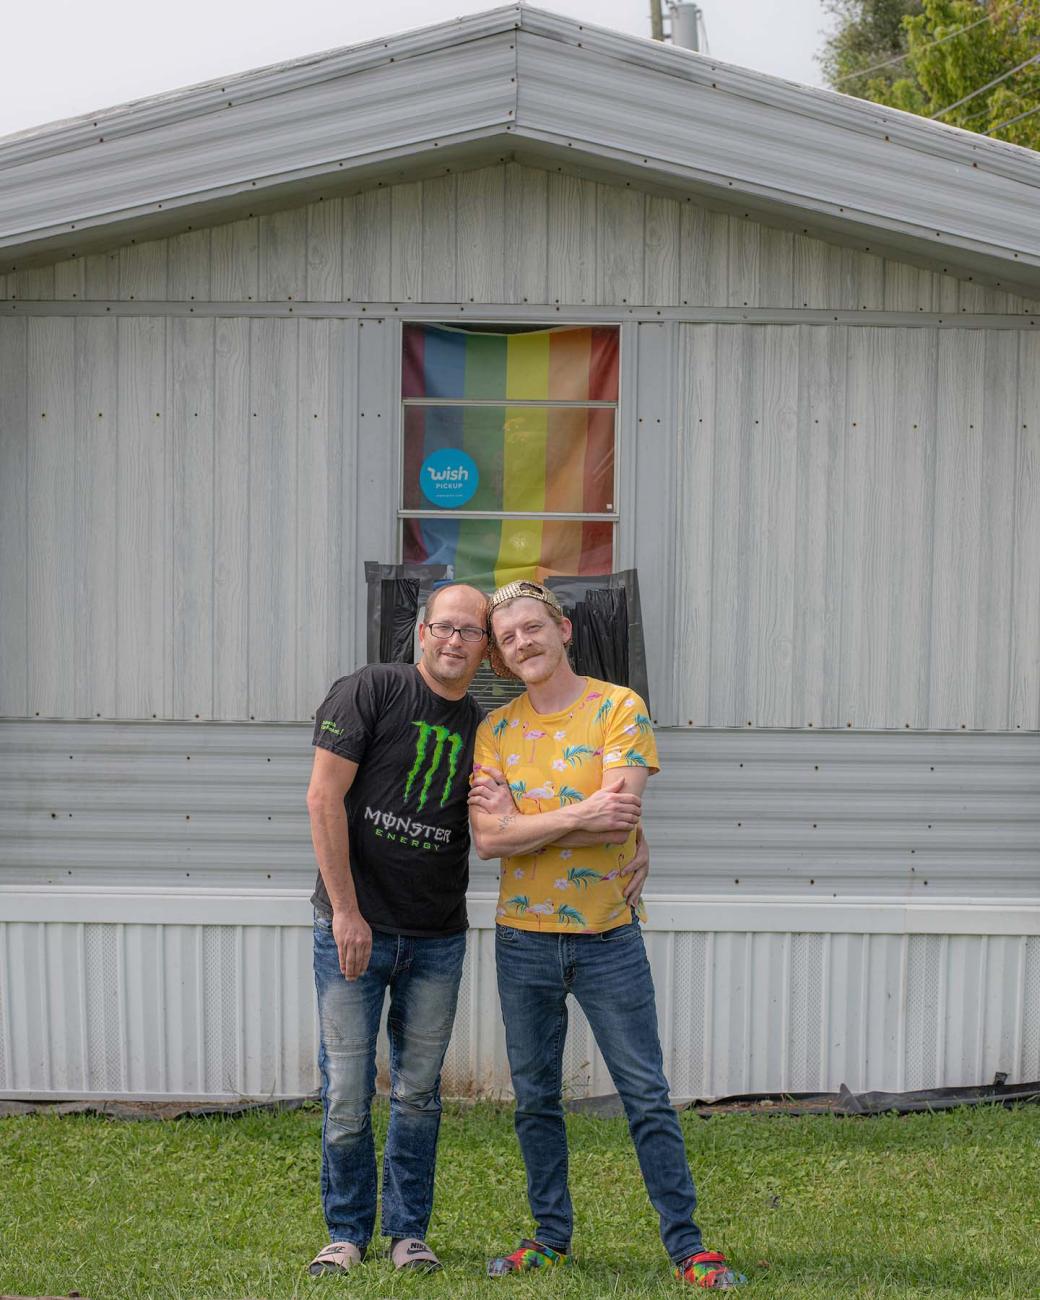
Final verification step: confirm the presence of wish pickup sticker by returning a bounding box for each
[419,448,479,508]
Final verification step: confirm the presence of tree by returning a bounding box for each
[819,0,1040,150]
[819,0,923,99]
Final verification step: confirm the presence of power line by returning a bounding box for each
[960,82,1028,124]
[832,11,993,86]
[985,102,1040,134]
[931,53,1040,119]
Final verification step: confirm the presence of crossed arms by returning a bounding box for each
[468,765,650,902]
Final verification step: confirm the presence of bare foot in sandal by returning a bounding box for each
[390,1237,441,1272]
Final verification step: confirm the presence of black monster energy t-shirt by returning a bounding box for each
[310,663,484,936]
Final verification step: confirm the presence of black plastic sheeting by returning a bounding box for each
[381,578,420,663]
[362,564,652,706]
[0,1097,316,1121]
[364,561,451,665]
[566,1075,1040,1118]
[546,569,650,709]
[4,1079,1038,1122]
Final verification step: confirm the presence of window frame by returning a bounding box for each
[396,321,622,578]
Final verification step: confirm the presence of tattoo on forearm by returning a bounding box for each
[498,814,517,830]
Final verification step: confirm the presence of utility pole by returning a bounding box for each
[650,0,664,41]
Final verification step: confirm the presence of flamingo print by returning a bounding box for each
[526,899,555,929]
[521,779,555,811]
[523,725,548,762]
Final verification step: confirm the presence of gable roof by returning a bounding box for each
[3,4,1039,293]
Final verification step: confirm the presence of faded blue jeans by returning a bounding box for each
[495,918,703,1264]
[313,912,466,1251]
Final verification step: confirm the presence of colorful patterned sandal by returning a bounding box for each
[487,1238,570,1277]
[674,1250,746,1288]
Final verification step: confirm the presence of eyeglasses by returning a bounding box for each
[424,622,488,643]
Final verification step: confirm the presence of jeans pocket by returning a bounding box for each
[313,909,334,931]
[495,924,523,945]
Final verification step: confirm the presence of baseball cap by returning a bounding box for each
[486,579,565,621]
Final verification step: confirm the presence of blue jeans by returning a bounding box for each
[495,918,702,1264]
[313,912,466,1250]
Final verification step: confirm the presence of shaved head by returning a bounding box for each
[424,583,488,624]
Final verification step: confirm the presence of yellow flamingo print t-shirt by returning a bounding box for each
[472,678,659,934]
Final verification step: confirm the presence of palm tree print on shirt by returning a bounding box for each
[565,867,602,889]
[562,744,595,767]
[556,903,586,926]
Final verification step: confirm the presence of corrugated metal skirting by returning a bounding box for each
[1,919,1038,1100]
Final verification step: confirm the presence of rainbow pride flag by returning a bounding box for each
[401,325,618,590]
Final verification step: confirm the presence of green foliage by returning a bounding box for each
[0,1103,1038,1298]
[820,0,1040,147]
[819,0,924,97]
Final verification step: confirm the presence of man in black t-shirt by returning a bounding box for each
[305,583,489,1277]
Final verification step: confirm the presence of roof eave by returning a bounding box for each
[1,5,1037,289]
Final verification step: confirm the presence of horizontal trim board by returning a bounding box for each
[2,887,1037,935]
[397,512,619,521]
[2,301,1038,328]
[403,399,619,408]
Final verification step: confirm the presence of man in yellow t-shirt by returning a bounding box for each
[469,580,743,1291]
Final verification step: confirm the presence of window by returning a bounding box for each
[400,323,620,590]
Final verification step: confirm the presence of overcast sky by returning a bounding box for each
[2,0,836,140]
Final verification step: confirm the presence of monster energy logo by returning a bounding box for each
[404,722,463,811]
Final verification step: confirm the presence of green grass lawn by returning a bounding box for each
[1,1102,1038,1299]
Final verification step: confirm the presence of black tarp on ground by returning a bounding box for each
[565,1075,1040,1118]
[6,1077,1037,1121]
